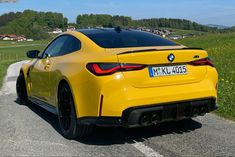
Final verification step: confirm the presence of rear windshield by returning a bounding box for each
[80,29,178,48]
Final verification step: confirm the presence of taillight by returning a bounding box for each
[191,57,214,67]
[86,63,146,76]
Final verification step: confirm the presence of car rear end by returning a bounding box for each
[79,29,218,127]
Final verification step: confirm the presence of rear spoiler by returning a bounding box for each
[118,47,204,55]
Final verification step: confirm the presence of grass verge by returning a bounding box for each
[179,33,235,120]
[0,40,48,88]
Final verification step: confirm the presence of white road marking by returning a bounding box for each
[131,140,164,157]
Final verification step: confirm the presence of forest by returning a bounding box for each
[76,14,217,32]
[1,10,233,40]
[0,10,68,39]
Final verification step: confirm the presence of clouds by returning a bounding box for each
[0,0,17,3]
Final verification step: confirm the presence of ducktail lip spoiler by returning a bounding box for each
[118,47,204,55]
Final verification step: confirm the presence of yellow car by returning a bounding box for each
[16,28,218,139]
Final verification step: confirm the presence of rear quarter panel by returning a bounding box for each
[50,32,120,117]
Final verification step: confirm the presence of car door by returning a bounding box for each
[29,36,68,102]
[47,35,82,106]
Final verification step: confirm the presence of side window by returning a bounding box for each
[59,36,81,56]
[43,36,67,58]
[43,35,81,58]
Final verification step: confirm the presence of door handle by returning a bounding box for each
[44,64,50,70]
[44,58,51,70]
[46,59,51,65]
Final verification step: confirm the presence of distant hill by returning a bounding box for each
[0,12,22,27]
[206,24,230,30]
[0,10,68,40]
[77,14,218,32]
[0,10,224,40]
[227,26,235,32]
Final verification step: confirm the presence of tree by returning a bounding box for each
[76,14,217,32]
[0,12,22,27]
[0,10,68,39]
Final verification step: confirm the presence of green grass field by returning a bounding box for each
[178,33,235,120]
[0,40,48,87]
[0,33,234,120]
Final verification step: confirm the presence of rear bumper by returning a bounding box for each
[78,98,217,127]
[100,72,218,117]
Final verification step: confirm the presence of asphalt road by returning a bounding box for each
[0,61,235,156]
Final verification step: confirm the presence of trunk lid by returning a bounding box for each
[116,48,208,88]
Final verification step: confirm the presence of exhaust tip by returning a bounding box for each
[192,108,199,116]
[151,114,160,124]
[139,115,150,126]
[199,107,207,116]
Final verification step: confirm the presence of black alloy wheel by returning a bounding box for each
[16,72,28,104]
[58,83,93,139]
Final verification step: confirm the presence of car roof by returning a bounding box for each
[77,28,140,35]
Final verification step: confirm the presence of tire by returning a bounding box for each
[58,83,93,139]
[16,72,28,104]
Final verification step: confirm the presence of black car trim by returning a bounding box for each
[78,97,217,128]
[121,97,216,128]
[78,116,122,127]
[28,96,58,115]
[118,47,204,55]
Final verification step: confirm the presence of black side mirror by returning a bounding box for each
[26,50,40,58]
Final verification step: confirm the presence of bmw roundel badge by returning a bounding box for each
[168,53,175,62]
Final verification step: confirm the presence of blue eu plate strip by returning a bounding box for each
[148,67,154,77]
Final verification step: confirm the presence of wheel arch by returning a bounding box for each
[20,66,28,79]
[19,65,30,95]
[57,78,79,117]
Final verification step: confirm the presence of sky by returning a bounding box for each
[0,0,235,26]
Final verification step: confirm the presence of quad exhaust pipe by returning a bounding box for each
[139,114,161,126]
[192,108,199,116]
[151,114,160,124]
[199,107,207,116]
[192,106,208,116]
[139,115,150,126]
[139,106,208,126]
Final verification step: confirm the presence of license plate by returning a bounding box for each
[149,65,187,77]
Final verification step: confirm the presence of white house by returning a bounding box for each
[26,39,34,42]
[3,37,12,41]
[67,26,76,31]
[169,35,183,40]
[51,28,63,34]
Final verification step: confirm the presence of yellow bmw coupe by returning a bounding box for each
[17,28,218,139]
